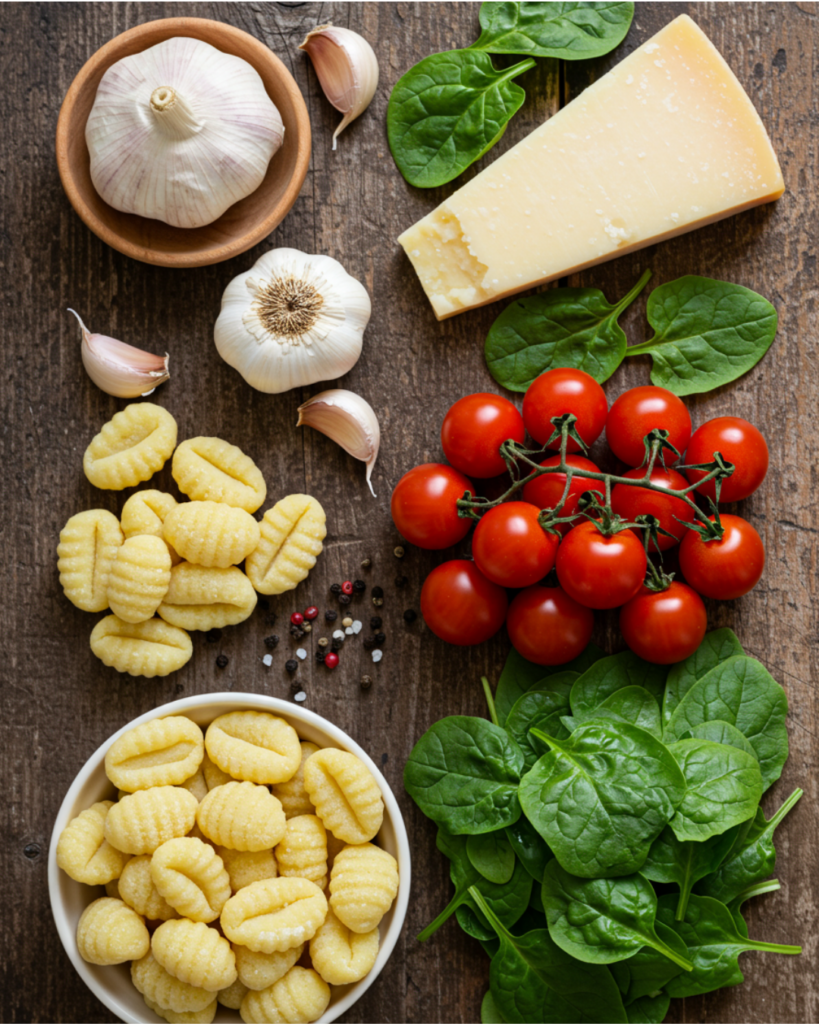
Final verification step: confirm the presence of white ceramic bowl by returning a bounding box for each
[48,693,411,1024]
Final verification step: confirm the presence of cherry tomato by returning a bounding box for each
[472,502,560,588]
[507,585,594,666]
[420,560,508,646]
[441,393,525,479]
[556,520,647,609]
[391,463,474,550]
[523,368,608,452]
[679,514,765,600]
[610,467,691,551]
[619,582,707,665]
[605,386,692,467]
[522,455,606,536]
[685,417,769,503]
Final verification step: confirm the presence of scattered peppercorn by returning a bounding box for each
[290,679,301,693]
[341,580,354,595]
[331,638,344,652]
[304,606,319,620]
[285,659,298,673]
[290,612,304,626]
[259,598,270,611]
[403,609,418,623]
[264,635,280,649]
[394,546,405,558]
[363,636,376,650]
[206,628,222,644]
[330,583,342,595]
[342,617,353,628]
[302,622,312,634]
[372,597,383,607]
[315,650,326,664]
[374,632,386,645]
[318,637,329,648]
[370,616,383,630]
[361,558,372,569]
[395,575,408,588]
[289,624,305,639]
[372,586,384,599]
[353,579,366,593]
[265,613,277,626]
[216,654,229,669]
[325,609,338,623]
[360,675,373,690]
[339,594,352,606]
[325,652,339,669]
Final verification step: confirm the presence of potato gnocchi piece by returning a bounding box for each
[275,815,328,891]
[144,994,218,1024]
[197,781,286,852]
[84,402,177,491]
[121,489,181,563]
[179,766,209,803]
[105,877,122,900]
[270,742,320,819]
[239,966,330,1024]
[206,710,301,785]
[105,786,198,855]
[220,877,327,954]
[173,437,266,513]
[76,897,150,965]
[119,855,180,921]
[217,978,249,1011]
[234,943,303,992]
[106,715,204,792]
[216,845,278,892]
[309,908,379,986]
[57,509,123,612]
[245,495,326,596]
[56,800,130,885]
[303,748,384,845]
[132,950,215,1013]
[163,501,261,569]
[151,837,231,923]
[329,843,399,934]
[326,831,345,873]
[152,918,237,993]
[107,535,172,623]
[158,563,257,631]
[90,615,193,678]
[202,752,233,791]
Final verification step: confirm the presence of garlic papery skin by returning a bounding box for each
[214,248,371,394]
[298,389,380,496]
[86,36,285,228]
[299,25,379,150]
[69,309,170,398]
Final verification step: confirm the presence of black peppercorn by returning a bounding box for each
[374,632,386,645]
[339,593,351,606]
[395,575,408,588]
[403,609,418,623]
[264,635,280,649]
[315,650,326,663]
[216,654,229,669]
[330,583,342,595]
[206,628,222,643]
[324,609,338,623]
[289,623,305,639]
[285,659,298,673]
[370,616,382,630]
[291,679,301,692]
[360,675,373,690]
[363,635,376,650]
[353,579,366,593]
[372,585,384,598]
[331,638,344,652]
[265,613,277,626]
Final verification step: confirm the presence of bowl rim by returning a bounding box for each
[48,692,411,1024]
[55,16,312,268]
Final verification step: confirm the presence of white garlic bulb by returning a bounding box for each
[214,248,371,394]
[86,36,284,229]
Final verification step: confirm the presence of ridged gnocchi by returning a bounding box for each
[83,402,177,490]
[197,781,286,852]
[158,563,257,631]
[216,846,278,892]
[163,501,260,569]
[202,751,233,791]
[270,742,320,819]
[206,711,301,786]
[309,908,379,986]
[152,918,237,992]
[132,950,215,1013]
[329,843,399,934]
[119,855,180,921]
[76,897,150,965]
[217,979,249,1011]
[275,815,328,891]
[56,800,130,885]
[57,509,123,612]
[105,786,198,855]
[144,995,217,1024]
[106,716,204,792]
[107,535,172,623]
[233,944,303,992]
[303,748,384,844]
[245,494,326,595]
[239,966,330,1024]
[179,767,209,803]
[173,437,266,513]
[90,615,193,678]
[151,837,231,923]
[121,490,181,563]
[220,877,327,953]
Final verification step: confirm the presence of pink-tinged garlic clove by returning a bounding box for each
[297,389,380,496]
[69,309,170,399]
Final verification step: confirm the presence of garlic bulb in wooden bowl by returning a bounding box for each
[86,36,284,228]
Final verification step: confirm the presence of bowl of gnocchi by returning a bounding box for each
[48,694,410,1024]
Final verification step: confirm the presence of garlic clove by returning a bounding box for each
[69,309,170,399]
[299,25,379,150]
[297,389,380,497]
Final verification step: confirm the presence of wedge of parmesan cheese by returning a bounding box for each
[398,15,784,320]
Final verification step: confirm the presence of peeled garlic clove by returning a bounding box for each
[298,389,380,497]
[299,25,379,150]
[69,309,170,399]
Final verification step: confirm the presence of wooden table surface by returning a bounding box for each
[2,2,816,1022]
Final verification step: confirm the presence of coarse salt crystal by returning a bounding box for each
[294,692,307,702]
[372,649,383,663]
[296,648,307,660]
[333,629,345,640]
[352,620,362,634]
[345,627,354,635]
[262,654,273,667]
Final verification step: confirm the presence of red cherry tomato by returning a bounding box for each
[610,467,691,551]
[391,463,474,550]
[420,560,508,646]
[472,502,559,588]
[685,417,769,503]
[507,585,594,666]
[619,582,707,665]
[679,514,765,600]
[441,393,525,479]
[606,386,692,467]
[522,455,606,537]
[556,521,647,609]
[523,368,608,452]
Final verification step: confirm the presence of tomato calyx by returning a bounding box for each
[676,496,726,543]
[639,427,681,469]
[540,412,589,454]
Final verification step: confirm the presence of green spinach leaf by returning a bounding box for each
[685,720,759,761]
[506,688,572,768]
[481,989,507,1023]
[474,1,634,58]
[571,651,667,719]
[662,628,744,731]
[726,878,781,918]
[625,994,671,1024]
[496,644,602,725]
[625,277,778,396]
[519,721,685,877]
[641,824,740,921]
[571,685,662,740]
[506,815,552,883]
[609,920,688,1006]
[468,831,517,885]
[404,716,524,834]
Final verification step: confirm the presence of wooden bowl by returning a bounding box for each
[56,18,311,268]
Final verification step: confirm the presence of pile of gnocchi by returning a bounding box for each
[56,401,327,677]
[56,709,400,1024]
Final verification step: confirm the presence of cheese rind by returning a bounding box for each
[399,15,784,320]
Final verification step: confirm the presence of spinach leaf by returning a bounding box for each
[664,656,789,791]
[496,643,602,725]
[471,887,629,1023]
[506,815,552,883]
[696,789,803,904]
[404,716,524,834]
[609,920,688,1007]
[726,877,781,918]
[468,831,517,884]
[519,722,685,877]
[641,824,740,921]
[571,685,662,740]
[481,989,507,1023]
[686,720,758,761]
[667,738,763,843]
[474,1,634,58]
[625,277,778,396]
[387,49,534,189]
[662,628,744,731]
[625,994,671,1024]
[541,860,693,970]
[506,688,572,768]
[657,894,801,998]
[571,651,667,718]
[485,271,649,391]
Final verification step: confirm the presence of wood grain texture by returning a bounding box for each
[0,3,815,1022]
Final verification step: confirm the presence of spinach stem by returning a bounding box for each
[482,676,500,727]
[417,888,467,942]
[745,940,802,955]
[648,936,694,972]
